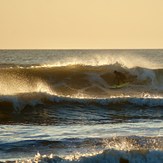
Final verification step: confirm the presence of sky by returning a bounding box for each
[0,0,163,49]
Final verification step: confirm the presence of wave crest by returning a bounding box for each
[0,64,163,97]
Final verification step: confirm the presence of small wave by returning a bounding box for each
[1,136,163,162]
[0,92,163,112]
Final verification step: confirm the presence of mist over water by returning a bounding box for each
[0,50,162,162]
[0,49,163,68]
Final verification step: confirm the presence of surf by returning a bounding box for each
[0,50,163,162]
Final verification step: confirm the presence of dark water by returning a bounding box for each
[0,50,163,162]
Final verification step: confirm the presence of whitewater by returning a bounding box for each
[0,49,162,163]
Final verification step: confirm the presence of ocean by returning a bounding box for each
[0,49,162,163]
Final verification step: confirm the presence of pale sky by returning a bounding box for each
[0,0,163,49]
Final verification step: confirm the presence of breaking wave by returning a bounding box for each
[25,150,163,163]
[0,63,163,96]
[0,63,162,111]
